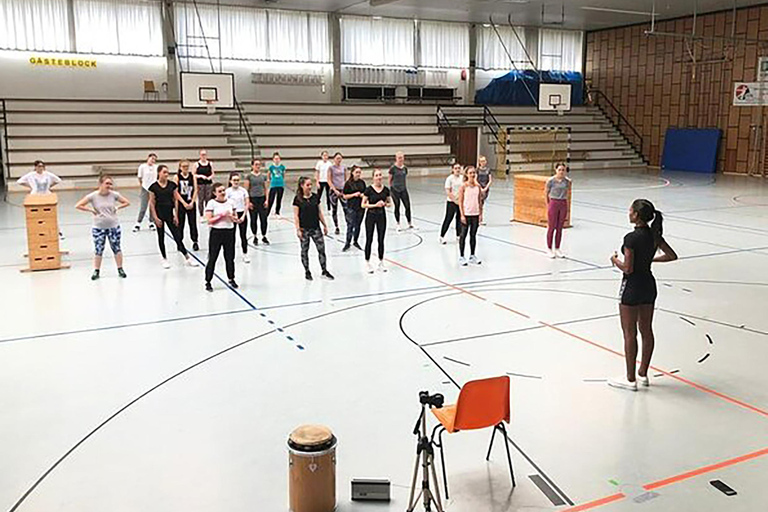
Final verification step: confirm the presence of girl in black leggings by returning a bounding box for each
[608,199,678,391]
[362,168,392,274]
[204,183,240,291]
[149,165,197,269]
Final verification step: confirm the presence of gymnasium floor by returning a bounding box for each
[1,169,767,512]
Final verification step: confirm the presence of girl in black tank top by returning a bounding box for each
[196,160,213,183]
[176,160,199,249]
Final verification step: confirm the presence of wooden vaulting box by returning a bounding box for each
[512,174,572,228]
[23,193,68,272]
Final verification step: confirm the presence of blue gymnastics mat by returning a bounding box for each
[661,128,721,173]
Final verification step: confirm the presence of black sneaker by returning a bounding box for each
[322,270,335,280]
[353,242,362,250]
[262,237,270,245]
[91,269,100,281]
[342,245,350,252]
[205,282,213,292]
[305,270,313,281]
[228,279,239,289]
[117,268,127,278]
[253,236,259,245]
[193,242,199,251]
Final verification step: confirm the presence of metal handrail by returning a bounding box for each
[234,98,255,161]
[588,88,646,163]
[0,98,9,189]
[436,105,501,142]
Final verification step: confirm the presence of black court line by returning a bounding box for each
[6,285,471,512]
[397,301,574,506]
[680,316,697,326]
[411,214,603,270]
[0,308,253,344]
[443,356,470,367]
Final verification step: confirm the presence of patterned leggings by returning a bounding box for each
[92,226,122,256]
[300,228,327,272]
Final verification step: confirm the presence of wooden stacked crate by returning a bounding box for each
[512,174,572,228]
[23,193,68,271]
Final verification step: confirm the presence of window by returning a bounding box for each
[0,0,71,52]
[538,29,584,72]
[419,21,468,68]
[476,25,530,70]
[74,0,162,56]
[175,5,329,63]
[341,15,415,67]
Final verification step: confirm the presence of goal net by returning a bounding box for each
[505,126,572,174]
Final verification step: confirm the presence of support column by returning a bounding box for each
[330,13,342,104]
[468,24,477,105]
[162,0,179,101]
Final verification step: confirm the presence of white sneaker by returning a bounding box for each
[366,261,375,274]
[469,255,482,265]
[396,223,403,233]
[149,223,156,232]
[555,249,565,258]
[638,374,650,387]
[59,232,66,241]
[185,257,198,267]
[547,249,556,259]
[481,219,487,226]
[162,259,171,269]
[439,237,446,245]
[243,254,251,263]
[409,224,417,231]
[132,224,141,233]
[608,376,637,391]
[458,256,468,266]
[378,260,388,273]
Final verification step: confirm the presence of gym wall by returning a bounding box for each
[586,5,768,174]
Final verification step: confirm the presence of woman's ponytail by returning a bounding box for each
[631,198,663,242]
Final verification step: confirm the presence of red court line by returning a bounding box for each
[644,446,768,491]
[388,259,768,419]
[562,446,768,511]
[561,493,626,512]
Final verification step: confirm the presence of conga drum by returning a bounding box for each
[288,424,337,512]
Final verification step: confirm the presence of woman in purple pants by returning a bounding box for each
[545,163,571,258]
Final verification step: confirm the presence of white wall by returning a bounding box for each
[0,51,167,100]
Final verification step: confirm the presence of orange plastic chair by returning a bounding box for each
[431,376,514,499]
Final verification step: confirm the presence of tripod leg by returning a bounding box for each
[428,450,445,512]
[437,428,449,500]
[407,442,423,511]
[500,423,516,488]
[486,424,499,461]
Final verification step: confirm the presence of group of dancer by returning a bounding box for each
[17,149,679,390]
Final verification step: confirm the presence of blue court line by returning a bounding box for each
[0,308,252,344]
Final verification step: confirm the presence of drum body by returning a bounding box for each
[288,425,337,512]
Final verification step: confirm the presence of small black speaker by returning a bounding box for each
[351,479,391,501]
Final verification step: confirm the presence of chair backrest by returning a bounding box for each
[453,376,510,431]
[143,80,156,93]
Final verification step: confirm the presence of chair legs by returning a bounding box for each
[432,426,450,500]
[486,423,516,488]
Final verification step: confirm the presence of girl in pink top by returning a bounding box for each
[458,166,482,266]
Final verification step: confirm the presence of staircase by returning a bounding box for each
[441,105,647,173]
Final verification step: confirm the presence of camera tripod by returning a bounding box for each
[406,394,444,512]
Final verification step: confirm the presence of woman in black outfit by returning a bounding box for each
[362,168,392,274]
[204,182,240,291]
[342,165,366,252]
[149,165,197,269]
[608,199,677,391]
[175,159,199,251]
[195,149,214,215]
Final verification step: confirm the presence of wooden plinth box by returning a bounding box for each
[512,174,572,228]
[23,193,68,272]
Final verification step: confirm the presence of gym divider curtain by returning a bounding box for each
[538,29,583,72]
[341,15,415,67]
[0,0,71,52]
[74,0,163,56]
[419,21,469,69]
[476,25,529,70]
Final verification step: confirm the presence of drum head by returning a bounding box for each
[289,425,335,453]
